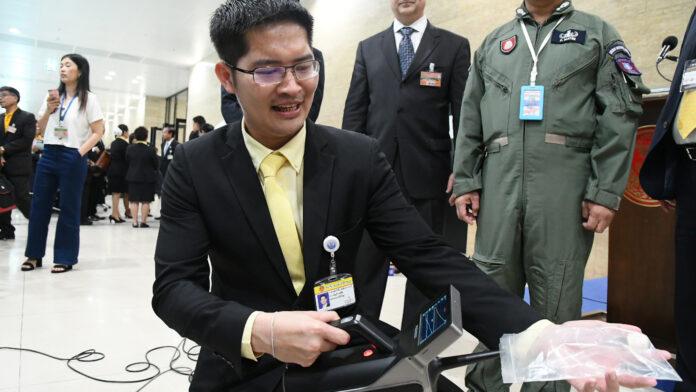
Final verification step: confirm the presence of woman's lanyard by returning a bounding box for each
[59,94,77,127]
[519,16,566,86]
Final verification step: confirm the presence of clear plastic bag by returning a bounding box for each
[500,322,681,383]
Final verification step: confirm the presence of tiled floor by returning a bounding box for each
[0,200,659,392]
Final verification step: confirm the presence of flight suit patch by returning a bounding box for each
[551,29,586,44]
[606,42,632,58]
[616,56,642,75]
[500,35,517,54]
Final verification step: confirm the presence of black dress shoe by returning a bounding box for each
[80,220,93,226]
[0,232,16,240]
[139,222,150,228]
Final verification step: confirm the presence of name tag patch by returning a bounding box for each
[552,29,586,45]
[616,57,642,76]
[606,42,632,58]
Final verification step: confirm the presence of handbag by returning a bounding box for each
[0,175,16,214]
[96,150,111,171]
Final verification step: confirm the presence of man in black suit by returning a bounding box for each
[221,47,325,124]
[640,7,696,390]
[152,2,658,391]
[0,86,36,240]
[342,0,470,327]
[159,125,178,178]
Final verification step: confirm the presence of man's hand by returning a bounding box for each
[582,201,616,233]
[569,370,662,392]
[251,311,350,367]
[659,199,677,213]
[454,191,480,225]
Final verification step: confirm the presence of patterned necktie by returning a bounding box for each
[398,27,415,79]
[259,152,305,295]
[677,90,696,139]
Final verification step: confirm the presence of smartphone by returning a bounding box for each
[48,89,59,99]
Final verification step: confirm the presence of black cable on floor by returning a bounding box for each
[0,338,199,391]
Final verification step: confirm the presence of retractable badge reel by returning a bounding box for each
[313,236,356,312]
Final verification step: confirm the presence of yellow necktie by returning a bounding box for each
[677,90,696,139]
[260,152,305,294]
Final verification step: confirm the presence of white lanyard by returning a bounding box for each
[519,16,566,86]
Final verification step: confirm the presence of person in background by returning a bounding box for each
[125,126,158,228]
[199,123,214,136]
[159,124,179,179]
[80,139,106,225]
[0,86,36,240]
[640,7,696,390]
[107,124,129,223]
[23,53,105,273]
[188,115,206,141]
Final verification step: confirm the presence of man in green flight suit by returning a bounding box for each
[451,0,649,391]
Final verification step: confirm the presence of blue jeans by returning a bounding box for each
[25,145,87,265]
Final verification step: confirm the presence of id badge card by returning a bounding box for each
[420,71,443,87]
[681,59,696,92]
[314,273,356,312]
[7,125,16,134]
[54,127,68,139]
[519,85,544,121]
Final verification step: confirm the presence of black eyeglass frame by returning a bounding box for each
[223,59,321,86]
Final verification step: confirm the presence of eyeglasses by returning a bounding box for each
[225,59,321,86]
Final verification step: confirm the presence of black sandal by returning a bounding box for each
[21,258,42,271]
[51,264,73,274]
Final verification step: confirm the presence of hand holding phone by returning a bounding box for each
[47,89,60,113]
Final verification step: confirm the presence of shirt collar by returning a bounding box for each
[516,1,573,22]
[5,107,17,118]
[393,14,428,35]
[241,116,306,175]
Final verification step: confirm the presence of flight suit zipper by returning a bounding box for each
[551,55,598,88]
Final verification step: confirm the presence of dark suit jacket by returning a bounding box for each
[0,108,37,177]
[125,143,158,183]
[343,23,470,199]
[221,48,325,124]
[159,139,179,176]
[151,120,541,391]
[108,138,129,178]
[640,8,696,199]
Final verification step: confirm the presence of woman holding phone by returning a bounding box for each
[21,53,104,273]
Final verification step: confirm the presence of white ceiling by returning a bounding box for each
[0,0,225,121]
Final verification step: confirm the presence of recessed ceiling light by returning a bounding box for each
[104,76,113,80]
[9,27,20,35]
[131,80,139,84]
[108,71,116,76]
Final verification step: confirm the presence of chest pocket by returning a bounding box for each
[480,65,512,136]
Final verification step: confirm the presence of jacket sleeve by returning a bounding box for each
[3,112,36,157]
[452,48,486,196]
[152,145,253,373]
[342,41,369,133]
[448,36,471,155]
[586,25,650,210]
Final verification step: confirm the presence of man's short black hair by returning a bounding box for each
[117,124,128,133]
[0,86,20,102]
[210,0,314,67]
[133,126,149,141]
[192,116,206,127]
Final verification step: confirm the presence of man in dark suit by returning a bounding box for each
[159,125,179,178]
[342,0,470,327]
[221,47,325,124]
[0,86,36,240]
[152,2,660,391]
[640,7,696,390]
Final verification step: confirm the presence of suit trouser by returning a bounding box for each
[674,153,696,392]
[25,145,87,265]
[0,174,32,235]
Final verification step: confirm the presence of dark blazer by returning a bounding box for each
[159,139,179,176]
[152,121,541,391]
[640,8,696,199]
[107,138,129,178]
[221,48,326,124]
[125,143,158,183]
[343,23,470,199]
[0,108,37,177]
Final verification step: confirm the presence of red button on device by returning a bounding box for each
[363,349,374,357]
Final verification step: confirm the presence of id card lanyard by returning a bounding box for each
[55,94,77,139]
[518,16,565,121]
[313,236,357,312]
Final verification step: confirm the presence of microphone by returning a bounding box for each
[657,36,678,64]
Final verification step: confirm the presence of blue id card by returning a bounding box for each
[519,85,544,120]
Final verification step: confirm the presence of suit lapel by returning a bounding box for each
[405,22,441,81]
[218,123,296,295]
[381,26,402,81]
[301,122,335,291]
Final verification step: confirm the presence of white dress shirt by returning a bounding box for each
[393,15,428,53]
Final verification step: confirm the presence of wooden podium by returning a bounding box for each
[607,93,676,351]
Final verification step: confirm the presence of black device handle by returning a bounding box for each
[329,315,396,353]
